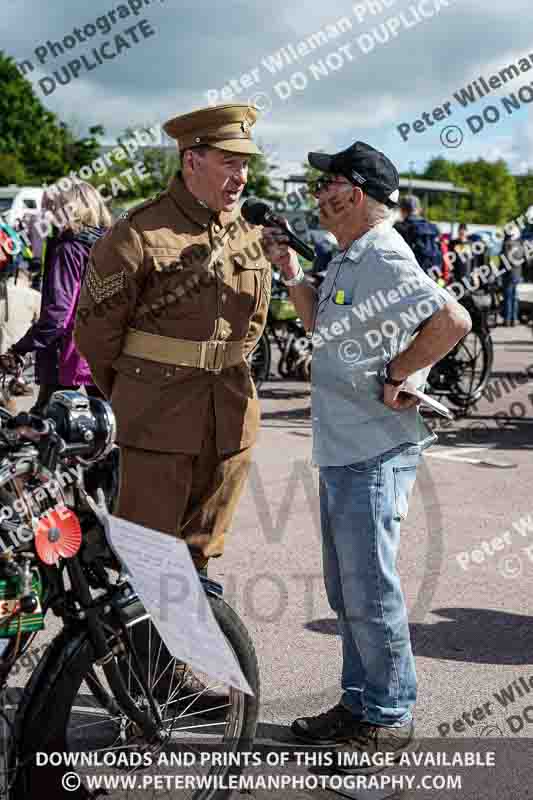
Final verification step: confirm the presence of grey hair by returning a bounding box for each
[364,195,392,227]
[42,179,111,235]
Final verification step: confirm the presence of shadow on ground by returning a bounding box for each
[306,608,533,666]
[422,410,533,451]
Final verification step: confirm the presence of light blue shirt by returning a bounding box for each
[310,221,451,467]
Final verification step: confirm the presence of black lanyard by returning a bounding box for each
[311,248,351,339]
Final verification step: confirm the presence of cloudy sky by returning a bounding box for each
[3,0,533,181]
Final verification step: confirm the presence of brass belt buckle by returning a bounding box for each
[205,340,226,373]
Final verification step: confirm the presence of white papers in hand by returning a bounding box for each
[401,382,454,419]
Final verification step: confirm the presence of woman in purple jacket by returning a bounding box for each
[2,180,111,413]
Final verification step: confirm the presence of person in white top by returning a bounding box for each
[0,265,41,354]
[0,263,41,409]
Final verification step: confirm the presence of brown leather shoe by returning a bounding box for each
[9,378,33,397]
[156,663,229,716]
[291,703,364,744]
[334,720,418,771]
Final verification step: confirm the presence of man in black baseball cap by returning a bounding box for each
[260,138,472,761]
[308,141,400,209]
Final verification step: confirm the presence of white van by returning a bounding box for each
[0,186,44,228]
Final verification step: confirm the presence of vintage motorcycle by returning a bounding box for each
[0,390,259,799]
[248,269,318,388]
[425,290,494,409]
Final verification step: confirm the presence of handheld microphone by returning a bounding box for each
[241,197,315,262]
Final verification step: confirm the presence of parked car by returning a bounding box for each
[0,185,44,228]
[517,282,533,324]
[522,222,533,283]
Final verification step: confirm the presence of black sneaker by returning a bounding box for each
[335,720,417,772]
[291,703,364,744]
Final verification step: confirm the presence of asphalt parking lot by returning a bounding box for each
[4,323,533,798]
[209,322,533,797]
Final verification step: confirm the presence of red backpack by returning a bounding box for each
[0,230,11,269]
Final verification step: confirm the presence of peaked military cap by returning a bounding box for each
[163,103,262,156]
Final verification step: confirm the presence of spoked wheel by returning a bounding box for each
[278,335,312,381]
[446,329,493,407]
[12,594,260,800]
[247,334,271,390]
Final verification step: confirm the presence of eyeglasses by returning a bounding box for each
[311,176,353,195]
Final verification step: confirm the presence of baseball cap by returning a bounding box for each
[400,195,421,213]
[308,141,400,208]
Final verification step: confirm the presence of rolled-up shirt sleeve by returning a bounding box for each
[12,245,81,355]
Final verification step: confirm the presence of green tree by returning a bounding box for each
[455,158,517,224]
[0,153,27,185]
[515,171,533,217]
[423,156,459,184]
[140,145,181,194]
[0,51,103,184]
[102,125,182,204]
[243,142,279,200]
[400,157,519,224]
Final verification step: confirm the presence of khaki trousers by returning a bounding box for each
[116,400,252,569]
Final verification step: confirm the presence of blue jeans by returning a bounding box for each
[503,275,520,322]
[319,444,421,727]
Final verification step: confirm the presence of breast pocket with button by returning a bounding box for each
[228,256,269,335]
[141,251,215,323]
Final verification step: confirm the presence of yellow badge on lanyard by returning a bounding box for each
[334,290,345,305]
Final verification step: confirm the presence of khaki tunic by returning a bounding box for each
[75,174,271,456]
[74,175,271,566]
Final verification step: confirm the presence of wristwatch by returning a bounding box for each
[378,362,405,387]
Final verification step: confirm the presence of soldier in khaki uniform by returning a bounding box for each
[74,104,271,577]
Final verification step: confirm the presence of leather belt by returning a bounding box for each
[121,328,246,374]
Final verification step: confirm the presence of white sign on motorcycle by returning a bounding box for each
[105,515,253,695]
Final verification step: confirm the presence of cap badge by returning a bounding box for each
[241,106,256,135]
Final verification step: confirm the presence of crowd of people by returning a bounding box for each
[394,195,527,327]
[310,193,529,327]
[0,178,528,418]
